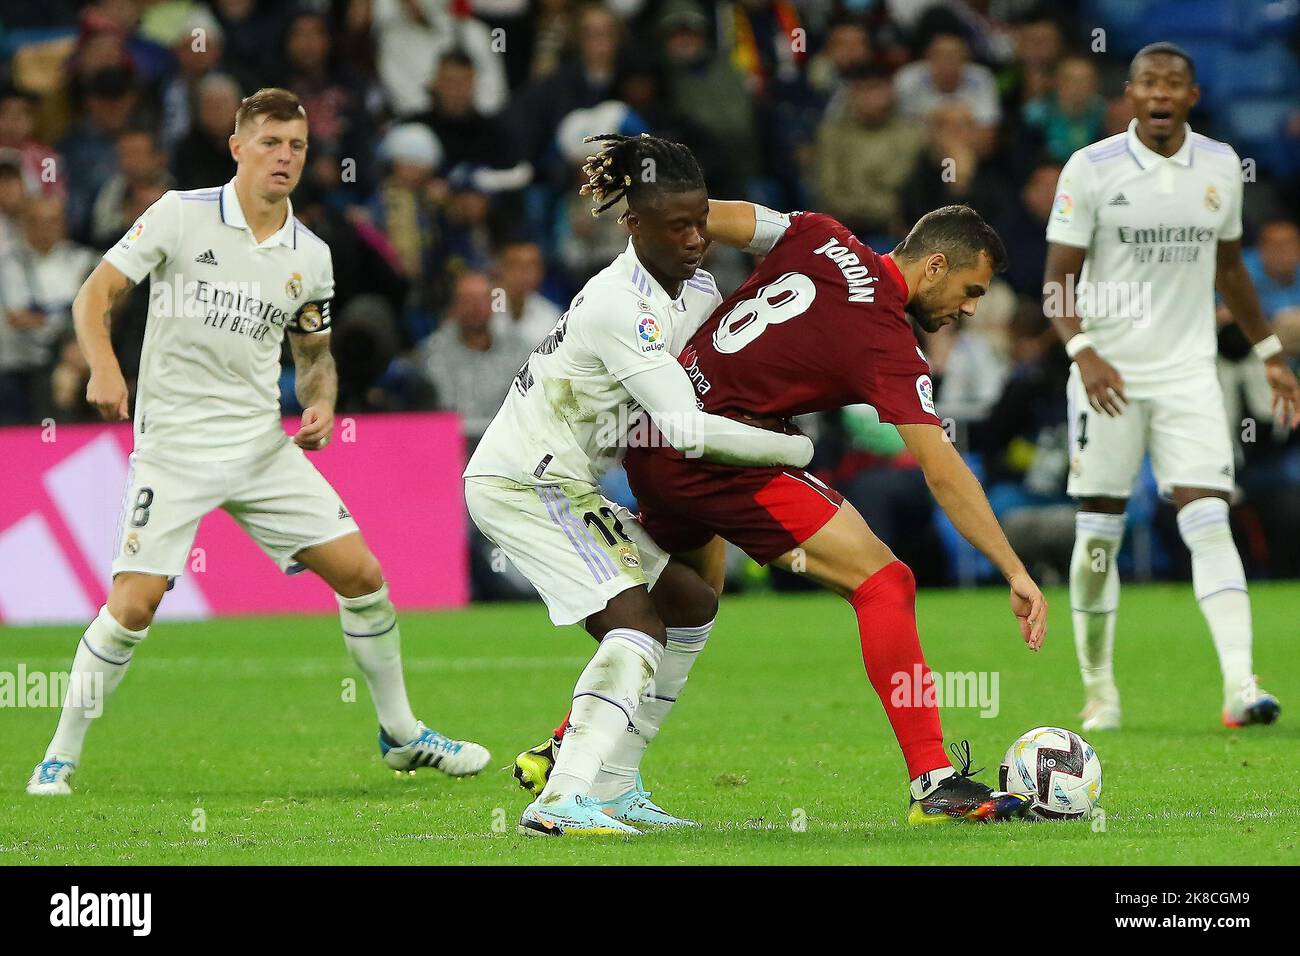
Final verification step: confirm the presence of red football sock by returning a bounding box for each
[553,711,570,742]
[849,560,949,780]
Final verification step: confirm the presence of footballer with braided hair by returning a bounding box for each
[579,131,710,287]
[465,134,813,836]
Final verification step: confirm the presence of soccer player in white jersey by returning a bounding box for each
[1043,44,1300,731]
[26,88,489,796]
[464,133,814,835]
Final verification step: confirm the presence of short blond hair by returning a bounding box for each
[234,87,307,135]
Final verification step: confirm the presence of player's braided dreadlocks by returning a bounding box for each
[579,132,706,222]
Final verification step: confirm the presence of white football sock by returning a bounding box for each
[541,628,662,804]
[1070,511,1125,700]
[45,605,147,763]
[591,618,712,801]
[910,766,956,800]
[339,583,419,743]
[1176,498,1253,703]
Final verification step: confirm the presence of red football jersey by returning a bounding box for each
[679,211,941,426]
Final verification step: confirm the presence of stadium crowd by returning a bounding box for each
[1,0,1298,591]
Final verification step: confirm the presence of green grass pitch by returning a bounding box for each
[2,583,1297,865]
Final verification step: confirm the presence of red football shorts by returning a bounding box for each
[623,444,843,565]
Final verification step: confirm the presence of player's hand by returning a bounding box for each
[295,405,334,450]
[1008,571,1046,651]
[1264,356,1300,430]
[1076,349,1127,417]
[86,365,129,421]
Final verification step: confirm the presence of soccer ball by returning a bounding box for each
[999,726,1102,820]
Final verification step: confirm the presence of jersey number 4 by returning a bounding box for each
[712,272,817,354]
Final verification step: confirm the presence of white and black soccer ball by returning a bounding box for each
[999,726,1102,820]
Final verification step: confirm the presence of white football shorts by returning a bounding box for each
[1066,364,1235,499]
[111,434,360,579]
[464,476,670,626]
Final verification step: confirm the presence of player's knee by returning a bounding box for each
[107,574,166,630]
[337,556,385,600]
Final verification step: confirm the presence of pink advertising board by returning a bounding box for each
[0,414,469,624]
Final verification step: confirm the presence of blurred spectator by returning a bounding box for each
[57,66,140,243]
[553,102,643,287]
[807,15,874,118]
[90,126,173,247]
[969,304,1074,579]
[1244,220,1300,320]
[528,0,579,82]
[1022,54,1105,164]
[0,159,26,260]
[366,122,450,341]
[416,270,531,446]
[993,159,1060,297]
[928,314,1010,428]
[159,6,228,155]
[1102,93,1135,137]
[661,1,759,184]
[813,66,925,241]
[211,0,291,92]
[490,239,562,345]
[512,2,624,165]
[997,13,1062,116]
[719,0,806,93]
[893,32,1000,152]
[0,195,97,423]
[370,0,508,118]
[899,101,1008,225]
[413,51,513,173]
[172,72,240,189]
[283,7,379,183]
[0,88,62,199]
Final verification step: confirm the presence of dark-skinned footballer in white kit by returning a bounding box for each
[1042,42,1300,732]
[27,88,489,796]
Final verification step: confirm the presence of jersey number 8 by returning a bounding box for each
[712,271,817,354]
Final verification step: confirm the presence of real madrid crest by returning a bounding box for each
[124,532,140,556]
[1204,185,1221,211]
[297,302,322,332]
[617,545,640,569]
[286,272,304,299]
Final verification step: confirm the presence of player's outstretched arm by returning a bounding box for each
[621,362,813,468]
[897,422,1046,650]
[705,200,759,249]
[1043,241,1127,417]
[1216,239,1300,428]
[71,260,136,421]
[289,330,337,450]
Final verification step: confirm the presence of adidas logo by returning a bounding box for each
[194,249,219,265]
[338,505,351,520]
[1107,194,1129,206]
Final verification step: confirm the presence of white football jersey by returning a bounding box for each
[103,180,334,460]
[1047,120,1242,393]
[465,237,723,487]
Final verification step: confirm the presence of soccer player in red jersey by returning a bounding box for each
[524,202,1049,824]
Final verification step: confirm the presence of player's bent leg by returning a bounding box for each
[1071,497,1127,732]
[585,559,719,825]
[27,572,164,795]
[1170,488,1278,727]
[293,533,491,777]
[773,503,1029,823]
[521,586,663,836]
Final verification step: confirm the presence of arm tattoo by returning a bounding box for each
[293,338,338,410]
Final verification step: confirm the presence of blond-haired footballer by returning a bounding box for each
[27,89,489,795]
